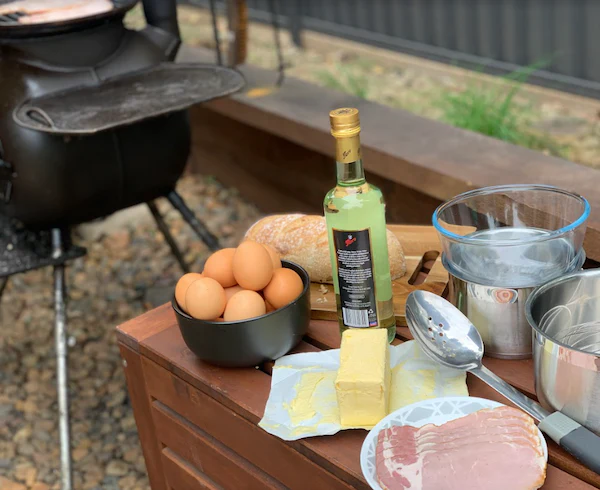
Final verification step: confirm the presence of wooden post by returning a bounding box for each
[226,0,248,66]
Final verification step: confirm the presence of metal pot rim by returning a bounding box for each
[526,268,600,357]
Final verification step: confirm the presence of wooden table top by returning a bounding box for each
[117,304,599,490]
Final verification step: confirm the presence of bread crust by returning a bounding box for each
[244,214,406,283]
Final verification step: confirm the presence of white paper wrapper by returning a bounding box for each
[259,340,468,441]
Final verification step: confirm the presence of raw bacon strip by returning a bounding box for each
[376,406,546,490]
[377,423,538,452]
[423,442,544,490]
[379,432,541,460]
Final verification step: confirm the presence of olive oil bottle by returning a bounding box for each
[324,108,395,343]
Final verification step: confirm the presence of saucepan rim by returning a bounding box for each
[525,268,600,357]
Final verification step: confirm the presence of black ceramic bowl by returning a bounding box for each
[172,260,311,368]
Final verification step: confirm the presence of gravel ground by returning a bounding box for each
[0,175,261,489]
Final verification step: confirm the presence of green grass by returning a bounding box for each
[438,62,567,157]
[315,58,567,158]
[317,63,370,99]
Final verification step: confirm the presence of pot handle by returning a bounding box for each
[539,412,600,474]
[142,0,180,41]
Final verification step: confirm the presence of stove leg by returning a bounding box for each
[52,229,73,490]
[0,276,7,301]
[167,190,221,252]
[147,201,190,274]
[0,277,8,323]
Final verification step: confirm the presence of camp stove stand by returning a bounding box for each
[0,0,245,489]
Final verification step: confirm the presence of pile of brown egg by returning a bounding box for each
[175,241,304,322]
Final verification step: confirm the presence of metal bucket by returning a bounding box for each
[526,269,600,435]
[445,250,586,359]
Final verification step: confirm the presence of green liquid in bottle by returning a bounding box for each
[324,108,395,343]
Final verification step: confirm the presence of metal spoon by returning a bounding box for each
[406,290,600,475]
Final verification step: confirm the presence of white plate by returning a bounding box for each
[360,396,548,490]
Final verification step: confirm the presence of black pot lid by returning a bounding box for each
[13,63,246,135]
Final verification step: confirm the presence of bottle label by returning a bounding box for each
[332,228,378,328]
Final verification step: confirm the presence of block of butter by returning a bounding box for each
[335,328,391,428]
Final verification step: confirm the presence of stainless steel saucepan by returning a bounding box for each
[526,269,600,436]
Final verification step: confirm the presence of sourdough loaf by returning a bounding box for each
[244,214,406,283]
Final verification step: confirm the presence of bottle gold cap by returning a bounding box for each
[329,107,360,137]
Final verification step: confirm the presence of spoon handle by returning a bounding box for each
[539,413,600,475]
[471,365,550,421]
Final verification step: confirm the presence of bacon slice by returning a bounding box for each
[376,406,547,490]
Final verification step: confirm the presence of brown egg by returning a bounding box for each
[185,277,226,320]
[263,244,282,269]
[224,290,266,321]
[265,300,276,313]
[175,273,203,312]
[203,248,237,288]
[263,268,304,309]
[224,284,245,302]
[232,241,274,291]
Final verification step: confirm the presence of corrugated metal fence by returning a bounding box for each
[184,0,600,99]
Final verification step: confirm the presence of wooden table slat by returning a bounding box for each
[161,448,221,490]
[152,402,285,490]
[116,303,173,352]
[143,356,360,490]
[545,467,596,490]
[261,341,321,375]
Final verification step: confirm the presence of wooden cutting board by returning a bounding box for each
[310,225,448,326]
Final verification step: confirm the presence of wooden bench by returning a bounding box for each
[117,305,600,489]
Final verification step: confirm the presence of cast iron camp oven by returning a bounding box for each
[0,0,244,227]
[0,1,245,489]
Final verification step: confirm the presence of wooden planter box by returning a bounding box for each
[179,45,600,265]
